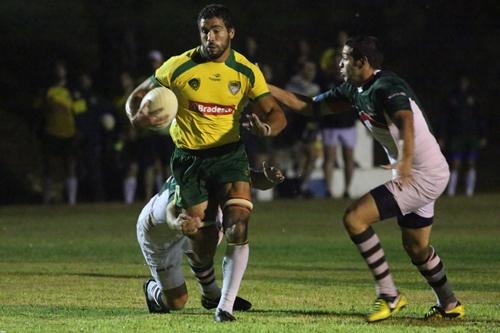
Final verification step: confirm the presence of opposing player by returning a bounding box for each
[126,5,286,321]
[269,36,463,322]
[137,162,284,314]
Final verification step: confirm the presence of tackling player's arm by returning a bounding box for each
[268,84,313,115]
[268,84,352,117]
[125,76,167,129]
[165,200,202,236]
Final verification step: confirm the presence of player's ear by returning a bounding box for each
[357,56,368,69]
[229,28,235,40]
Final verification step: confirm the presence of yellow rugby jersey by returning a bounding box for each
[45,85,76,138]
[155,47,270,149]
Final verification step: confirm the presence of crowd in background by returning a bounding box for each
[35,31,486,205]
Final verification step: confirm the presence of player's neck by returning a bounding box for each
[358,68,377,86]
[200,46,232,63]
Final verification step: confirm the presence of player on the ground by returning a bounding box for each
[126,5,286,322]
[137,162,284,314]
[268,36,463,322]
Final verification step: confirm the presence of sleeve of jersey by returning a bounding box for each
[153,59,175,88]
[313,83,350,103]
[377,81,412,116]
[249,65,270,100]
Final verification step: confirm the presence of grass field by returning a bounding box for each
[0,194,499,332]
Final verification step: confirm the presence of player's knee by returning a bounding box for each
[403,241,431,263]
[225,219,248,244]
[223,200,252,245]
[343,205,361,232]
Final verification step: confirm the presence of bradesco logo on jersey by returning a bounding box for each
[189,101,235,115]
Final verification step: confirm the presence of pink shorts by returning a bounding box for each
[385,166,450,218]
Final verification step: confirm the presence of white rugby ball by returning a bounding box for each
[140,86,178,129]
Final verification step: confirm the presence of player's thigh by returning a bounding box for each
[170,148,209,209]
[185,201,209,221]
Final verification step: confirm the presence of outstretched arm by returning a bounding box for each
[268,84,314,115]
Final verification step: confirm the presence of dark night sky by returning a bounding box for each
[0,0,499,201]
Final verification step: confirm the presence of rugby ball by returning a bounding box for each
[140,86,178,129]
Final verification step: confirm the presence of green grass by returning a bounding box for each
[0,194,499,332]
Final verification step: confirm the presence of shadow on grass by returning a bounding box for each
[1,271,148,279]
[0,304,211,319]
[3,270,500,292]
[2,304,499,327]
[242,308,500,327]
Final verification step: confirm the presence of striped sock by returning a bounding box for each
[189,260,220,300]
[414,246,457,308]
[351,227,398,298]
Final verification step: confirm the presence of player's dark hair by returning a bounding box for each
[197,4,234,30]
[346,36,384,69]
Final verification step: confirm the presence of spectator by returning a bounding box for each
[41,61,78,205]
[284,60,321,197]
[440,76,486,197]
[72,72,112,201]
[113,71,140,204]
[317,32,358,198]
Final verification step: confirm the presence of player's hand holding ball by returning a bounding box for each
[134,87,178,129]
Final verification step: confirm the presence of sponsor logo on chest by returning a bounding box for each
[189,101,235,115]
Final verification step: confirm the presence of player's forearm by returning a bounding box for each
[125,76,156,124]
[165,201,182,232]
[264,106,287,136]
[399,113,414,166]
[268,84,313,115]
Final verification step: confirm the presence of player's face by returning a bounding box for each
[199,17,234,62]
[339,45,363,85]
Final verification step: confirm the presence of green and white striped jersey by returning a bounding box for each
[314,70,447,172]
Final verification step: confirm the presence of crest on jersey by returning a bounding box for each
[228,81,241,95]
[188,78,200,91]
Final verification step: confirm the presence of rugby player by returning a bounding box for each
[268,36,463,322]
[137,163,284,314]
[126,4,286,322]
